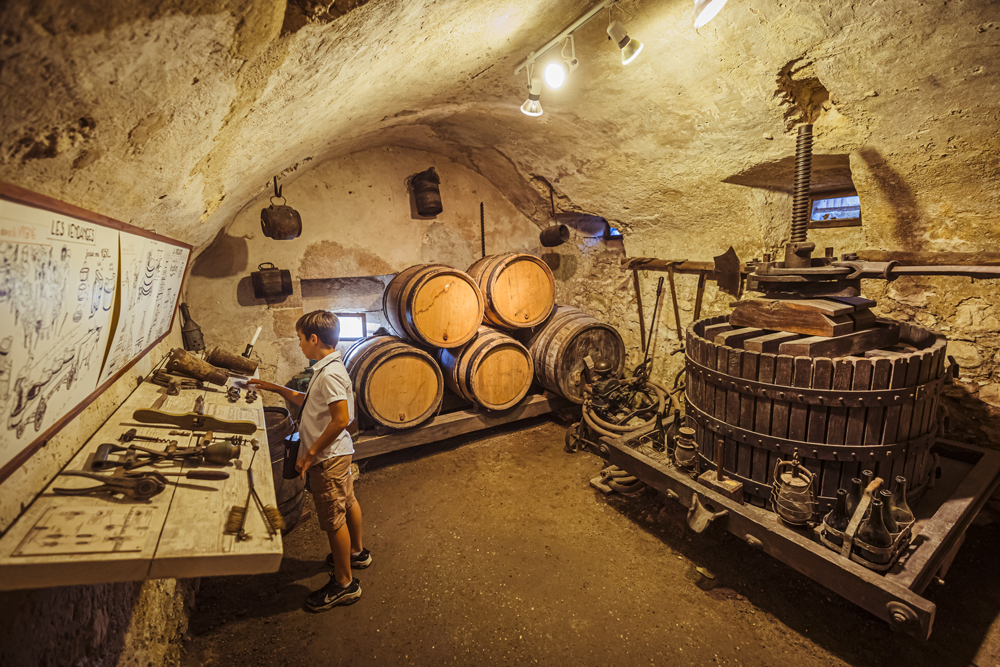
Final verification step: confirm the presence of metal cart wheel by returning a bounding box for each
[565,421,583,453]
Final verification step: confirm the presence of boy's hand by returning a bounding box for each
[296,451,318,479]
[248,379,280,393]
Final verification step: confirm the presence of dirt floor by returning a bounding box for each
[182,419,1000,667]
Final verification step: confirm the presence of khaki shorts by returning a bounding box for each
[307,454,356,532]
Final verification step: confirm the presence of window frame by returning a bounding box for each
[334,312,367,342]
[807,188,862,229]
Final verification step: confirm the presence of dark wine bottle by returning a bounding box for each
[890,476,914,524]
[879,489,899,533]
[825,489,851,532]
[846,478,863,518]
[858,499,893,548]
[861,469,874,489]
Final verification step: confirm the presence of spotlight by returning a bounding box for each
[693,0,729,28]
[543,37,578,89]
[606,20,643,65]
[521,74,543,117]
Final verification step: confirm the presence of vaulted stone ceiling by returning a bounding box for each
[2,0,998,261]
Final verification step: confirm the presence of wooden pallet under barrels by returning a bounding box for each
[685,315,950,512]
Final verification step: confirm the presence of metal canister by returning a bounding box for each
[250,262,294,300]
[410,167,443,216]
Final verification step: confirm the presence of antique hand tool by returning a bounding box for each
[132,396,258,434]
[125,469,229,481]
[224,439,283,540]
[623,246,744,298]
[54,470,168,501]
[119,428,176,445]
[91,438,242,471]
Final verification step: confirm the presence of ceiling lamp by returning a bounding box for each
[513,1,645,115]
[693,0,730,28]
[521,70,543,117]
[606,20,642,65]
[543,37,579,89]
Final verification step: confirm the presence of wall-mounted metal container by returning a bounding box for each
[410,167,443,216]
[260,176,302,240]
[251,262,293,300]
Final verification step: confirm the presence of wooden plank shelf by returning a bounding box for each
[353,392,574,460]
[0,379,282,591]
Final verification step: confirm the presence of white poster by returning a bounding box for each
[0,199,117,467]
[98,233,188,384]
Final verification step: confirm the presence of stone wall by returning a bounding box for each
[184,146,543,390]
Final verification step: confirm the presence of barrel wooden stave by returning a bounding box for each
[383,264,484,348]
[345,335,444,429]
[685,316,948,512]
[438,326,533,411]
[263,407,304,530]
[526,305,626,404]
[468,253,556,329]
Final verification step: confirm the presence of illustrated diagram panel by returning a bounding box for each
[0,199,117,472]
[99,233,189,385]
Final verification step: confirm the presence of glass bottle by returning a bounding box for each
[858,499,893,548]
[825,489,851,532]
[879,489,899,534]
[846,478,863,519]
[891,476,914,525]
[861,469,874,489]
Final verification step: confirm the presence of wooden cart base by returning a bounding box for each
[606,425,1000,640]
[354,392,575,460]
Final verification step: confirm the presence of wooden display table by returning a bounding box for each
[0,379,282,590]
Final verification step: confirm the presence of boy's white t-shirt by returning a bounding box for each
[297,350,355,462]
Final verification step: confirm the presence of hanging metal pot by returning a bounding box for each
[260,176,302,240]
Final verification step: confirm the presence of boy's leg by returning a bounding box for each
[346,501,363,554]
[327,524,353,587]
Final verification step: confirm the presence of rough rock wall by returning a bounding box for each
[184,146,542,388]
[0,577,197,667]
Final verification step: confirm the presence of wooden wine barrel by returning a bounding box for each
[467,253,556,329]
[438,327,534,411]
[383,264,484,348]
[525,305,626,404]
[685,316,951,513]
[263,407,304,531]
[345,335,444,429]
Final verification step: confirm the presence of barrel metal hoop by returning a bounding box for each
[685,401,934,462]
[685,355,945,408]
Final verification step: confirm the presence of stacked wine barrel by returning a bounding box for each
[438,326,534,411]
[524,305,626,404]
[348,257,625,427]
[382,263,484,348]
[344,334,444,429]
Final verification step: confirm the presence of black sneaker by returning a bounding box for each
[326,548,373,570]
[305,576,361,612]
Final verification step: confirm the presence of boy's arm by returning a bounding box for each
[247,379,306,406]
[296,400,350,478]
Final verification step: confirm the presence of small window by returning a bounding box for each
[808,189,862,229]
[604,226,623,239]
[335,313,367,341]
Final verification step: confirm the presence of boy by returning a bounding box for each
[249,310,371,612]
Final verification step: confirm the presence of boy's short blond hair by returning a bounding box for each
[296,310,341,347]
